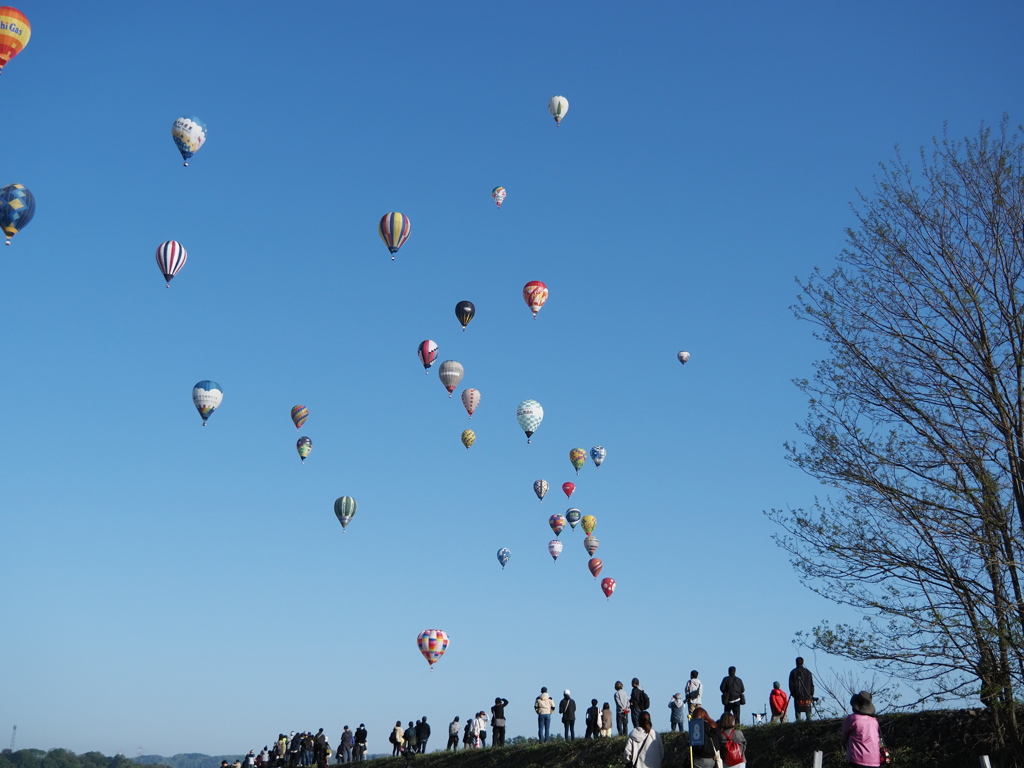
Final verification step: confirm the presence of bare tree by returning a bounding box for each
[768,118,1024,762]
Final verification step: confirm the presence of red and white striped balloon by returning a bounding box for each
[155,240,188,287]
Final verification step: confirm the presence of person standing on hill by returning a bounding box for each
[446,717,460,751]
[629,678,650,729]
[491,697,509,747]
[415,718,430,753]
[339,727,353,763]
[685,671,703,717]
[535,686,556,742]
[600,702,613,737]
[585,699,600,738]
[689,708,722,768]
[789,657,815,721]
[403,722,418,754]
[668,693,687,731]
[769,682,789,723]
[560,690,577,739]
[353,725,367,762]
[390,722,404,757]
[614,681,630,736]
[719,667,745,723]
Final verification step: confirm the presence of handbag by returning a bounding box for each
[880,745,892,765]
[712,747,723,768]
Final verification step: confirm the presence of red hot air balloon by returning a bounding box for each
[588,558,603,579]
[601,577,616,599]
[562,482,575,499]
[523,281,548,318]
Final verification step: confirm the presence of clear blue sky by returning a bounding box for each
[2,0,1020,757]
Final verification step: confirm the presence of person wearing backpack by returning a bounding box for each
[685,671,704,717]
[717,713,747,767]
[629,678,650,728]
[624,711,663,768]
[719,666,745,723]
[390,721,404,756]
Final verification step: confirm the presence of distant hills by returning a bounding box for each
[135,755,240,768]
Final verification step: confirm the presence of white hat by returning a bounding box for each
[564,689,570,695]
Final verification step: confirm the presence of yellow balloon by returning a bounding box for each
[581,515,597,536]
[461,429,476,449]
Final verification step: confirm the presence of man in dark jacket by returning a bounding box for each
[353,726,367,762]
[629,678,649,729]
[415,718,430,753]
[584,699,600,738]
[789,657,815,720]
[720,666,745,723]
[491,698,509,747]
[403,723,418,753]
[559,690,577,739]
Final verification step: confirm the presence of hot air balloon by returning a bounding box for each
[590,446,606,468]
[0,7,31,75]
[455,300,475,331]
[549,514,566,537]
[154,240,187,286]
[461,429,475,449]
[461,388,480,418]
[601,577,616,599]
[584,535,599,556]
[522,281,548,318]
[569,448,587,474]
[566,508,581,529]
[492,186,506,208]
[516,399,544,443]
[548,540,563,562]
[588,557,603,579]
[291,405,309,429]
[0,183,34,245]
[534,479,549,502]
[677,351,690,365]
[334,496,357,530]
[548,95,569,126]
[378,212,410,259]
[562,482,575,499]
[581,515,597,536]
[497,547,510,569]
[439,361,464,397]
[296,436,312,463]
[417,628,449,667]
[171,116,207,166]
[417,340,438,373]
[192,380,222,425]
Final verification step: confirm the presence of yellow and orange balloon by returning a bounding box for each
[0,7,30,74]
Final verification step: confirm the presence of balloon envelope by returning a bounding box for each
[548,95,569,125]
[562,482,575,498]
[0,7,31,74]
[455,300,476,331]
[569,447,587,474]
[549,514,566,536]
[566,508,581,529]
[492,186,506,208]
[439,361,464,396]
[533,479,549,502]
[379,212,411,258]
[192,380,223,425]
[584,535,599,556]
[296,436,312,462]
[522,281,549,318]
[417,340,438,372]
[291,405,309,429]
[0,183,35,245]
[461,388,480,418]
[601,577,616,599]
[171,116,207,165]
[334,496,357,530]
[155,240,187,286]
[516,399,544,442]
[677,351,690,365]
[581,515,597,536]
[417,628,449,666]
[548,540,563,561]
[496,547,511,569]
[590,446,606,468]
[588,558,603,579]
[461,429,475,449]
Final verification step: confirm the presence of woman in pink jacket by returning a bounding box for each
[840,691,880,767]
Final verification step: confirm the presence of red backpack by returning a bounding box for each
[722,729,744,767]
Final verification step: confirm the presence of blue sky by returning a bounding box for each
[2,0,1021,757]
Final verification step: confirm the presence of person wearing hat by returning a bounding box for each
[559,689,577,739]
[769,682,790,723]
[668,693,687,732]
[534,686,556,742]
[840,691,881,767]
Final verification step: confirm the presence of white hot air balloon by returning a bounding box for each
[677,351,691,365]
[438,360,464,398]
[548,95,569,126]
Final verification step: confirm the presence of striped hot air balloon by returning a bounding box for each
[291,405,309,429]
[155,240,187,286]
[378,212,411,259]
[417,628,449,667]
[0,7,31,75]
